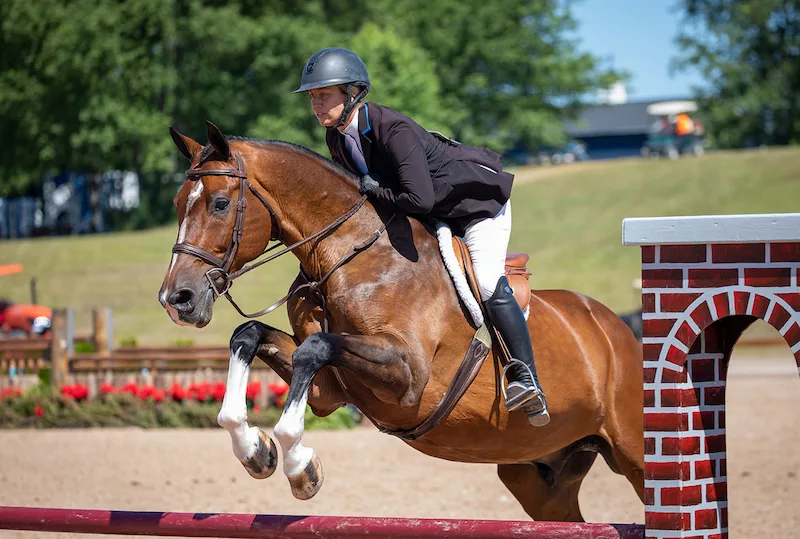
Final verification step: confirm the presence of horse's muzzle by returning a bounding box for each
[162,286,215,328]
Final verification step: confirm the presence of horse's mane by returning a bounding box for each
[213,136,359,183]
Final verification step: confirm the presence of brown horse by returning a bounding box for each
[159,122,644,521]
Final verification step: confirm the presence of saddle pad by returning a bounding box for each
[435,222,531,328]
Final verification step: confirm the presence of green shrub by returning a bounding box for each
[73,341,96,354]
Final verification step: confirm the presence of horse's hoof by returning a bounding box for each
[288,453,324,500]
[242,428,278,479]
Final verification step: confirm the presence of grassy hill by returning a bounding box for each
[2,147,799,345]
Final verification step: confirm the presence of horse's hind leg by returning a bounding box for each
[217,321,284,480]
[498,449,599,522]
[603,423,645,502]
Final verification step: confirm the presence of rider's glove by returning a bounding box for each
[358,173,380,197]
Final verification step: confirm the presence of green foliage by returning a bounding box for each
[366,0,626,149]
[674,0,800,147]
[351,24,452,136]
[73,341,96,354]
[119,337,138,347]
[0,385,356,430]
[0,0,619,200]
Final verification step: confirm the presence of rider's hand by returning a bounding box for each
[358,173,380,196]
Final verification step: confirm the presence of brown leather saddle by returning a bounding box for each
[451,238,532,314]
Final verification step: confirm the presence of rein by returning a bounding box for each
[171,151,390,322]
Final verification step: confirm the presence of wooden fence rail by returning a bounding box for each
[0,308,281,408]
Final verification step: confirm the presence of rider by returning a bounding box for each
[294,48,550,426]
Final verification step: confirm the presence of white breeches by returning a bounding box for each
[462,200,512,301]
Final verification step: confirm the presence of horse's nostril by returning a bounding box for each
[168,288,196,313]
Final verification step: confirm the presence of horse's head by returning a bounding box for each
[159,122,277,328]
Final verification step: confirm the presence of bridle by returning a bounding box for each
[172,153,281,298]
[171,150,391,322]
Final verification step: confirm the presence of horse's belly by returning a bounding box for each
[401,409,601,464]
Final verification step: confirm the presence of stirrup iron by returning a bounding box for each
[500,358,542,412]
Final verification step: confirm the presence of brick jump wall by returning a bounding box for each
[623,213,800,539]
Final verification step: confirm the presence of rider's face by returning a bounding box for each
[308,86,348,128]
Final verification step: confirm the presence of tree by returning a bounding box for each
[367,0,623,151]
[0,0,621,208]
[674,0,800,147]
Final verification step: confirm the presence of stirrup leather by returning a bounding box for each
[500,358,543,412]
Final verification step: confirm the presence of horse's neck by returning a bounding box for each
[252,145,376,276]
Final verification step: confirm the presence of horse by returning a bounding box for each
[158,122,644,521]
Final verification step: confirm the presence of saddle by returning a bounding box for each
[451,238,532,313]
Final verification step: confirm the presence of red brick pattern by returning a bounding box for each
[688,268,739,288]
[643,268,684,288]
[662,244,707,263]
[770,242,800,262]
[711,243,766,263]
[744,267,791,287]
[642,245,655,264]
[661,292,703,312]
[640,240,800,538]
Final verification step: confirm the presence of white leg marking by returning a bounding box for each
[273,396,313,477]
[217,346,261,462]
[161,180,205,305]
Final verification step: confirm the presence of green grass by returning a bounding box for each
[2,147,799,345]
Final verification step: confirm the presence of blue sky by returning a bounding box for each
[571,0,706,101]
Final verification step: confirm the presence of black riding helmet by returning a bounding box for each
[295,48,371,127]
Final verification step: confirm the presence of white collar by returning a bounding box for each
[342,105,361,139]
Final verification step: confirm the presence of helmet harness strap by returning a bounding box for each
[336,83,369,127]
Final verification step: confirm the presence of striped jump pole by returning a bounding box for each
[623,212,800,539]
[0,506,644,538]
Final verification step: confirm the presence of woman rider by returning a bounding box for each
[295,48,550,426]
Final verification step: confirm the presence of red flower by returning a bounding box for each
[121,381,139,396]
[267,382,288,397]
[34,406,44,417]
[188,382,210,402]
[136,385,156,400]
[100,383,116,395]
[246,381,262,400]
[169,383,186,402]
[210,381,226,402]
[71,383,89,401]
[61,385,74,399]
[5,387,23,400]
[152,389,166,402]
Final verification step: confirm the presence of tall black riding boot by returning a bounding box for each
[483,276,550,426]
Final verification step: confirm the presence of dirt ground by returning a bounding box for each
[1,350,798,539]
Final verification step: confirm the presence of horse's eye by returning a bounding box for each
[214,199,230,212]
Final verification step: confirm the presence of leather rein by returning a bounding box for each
[171,152,390,323]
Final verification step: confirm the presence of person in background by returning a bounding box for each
[1,302,52,336]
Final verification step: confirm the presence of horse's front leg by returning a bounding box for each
[216,320,292,480]
[273,331,420,500]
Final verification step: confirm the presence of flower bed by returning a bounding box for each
[0,380,355,430]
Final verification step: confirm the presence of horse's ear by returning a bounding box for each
[205,121,230,158]
[169,127,202,160]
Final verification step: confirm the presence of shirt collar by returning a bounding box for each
[342,105,361,138]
